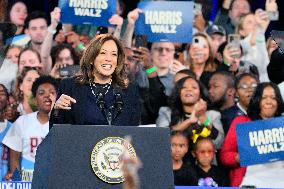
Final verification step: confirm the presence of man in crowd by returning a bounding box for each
[208,71,237,134]
[214,0,251,34]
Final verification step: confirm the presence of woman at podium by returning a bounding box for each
[50,34,141,127]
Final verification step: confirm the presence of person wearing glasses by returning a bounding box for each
[235,73,259,116]
[220,82,284,187]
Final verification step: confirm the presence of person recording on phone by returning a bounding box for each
[50,34,141,127]
[49,43,80,79]
[216,41,259,77]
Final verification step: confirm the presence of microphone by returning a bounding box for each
[96,93,105,110]
[114,93,123,113]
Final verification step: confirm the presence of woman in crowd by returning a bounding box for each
[187,33,216,87]
[220,82,284,187]
[51,34,140,126]
[156,76,224,150]
[49,43,80,79]
[234,73,259,116]
[6,1,28,36]
[18,48,43,74]
[13,67,40,115]
[5,45,22,65]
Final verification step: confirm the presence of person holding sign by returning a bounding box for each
[220,82,284,187]
[51,34,140,127]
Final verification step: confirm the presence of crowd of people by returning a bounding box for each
[0,0,284,188]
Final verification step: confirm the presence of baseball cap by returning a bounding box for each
[206,24,226,36]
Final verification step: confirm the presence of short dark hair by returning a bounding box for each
[247,82,284,120]
[211,71,236,89]
[51,43,80,67]
[32,76,58,98]
[175,69,196,79]
[170,130,191,144]
[24,11,48,29]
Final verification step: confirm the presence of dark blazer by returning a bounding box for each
[50,77,141,128]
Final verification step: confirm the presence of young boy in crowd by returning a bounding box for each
[171,130,198,186]
[2,76,57,181]
[192,137,229,186]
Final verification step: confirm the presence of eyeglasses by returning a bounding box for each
[152,47,175,53]
[195,150,215,155]
[237,83,257,90]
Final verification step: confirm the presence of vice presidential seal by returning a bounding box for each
[90,137,137,184]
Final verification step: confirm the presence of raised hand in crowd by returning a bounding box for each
[255,9,270,31]
[193,13,206,33]
[108,14,124,39]
[41,7,61,74]
[54,94,76,110]
[169,60,187,75]
[50,7,61,30]
[223,44,241,72]
[132,47,152,68]
[122,8,143,48]
[109,14,124,26]
[265,0,278,13]
[127,8,142,25]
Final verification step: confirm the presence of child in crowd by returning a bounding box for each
[192,137,229,187]
[171,130,198,186]
[3,76,57,181]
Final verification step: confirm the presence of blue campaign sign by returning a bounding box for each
[236,116,284,166]
[0,182,31,189]
[135,1,193,43]
[58,0,116,27]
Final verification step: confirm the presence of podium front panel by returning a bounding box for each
[33,125,174,189]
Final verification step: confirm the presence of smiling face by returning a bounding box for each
[180,78,200,106]
[93,40,118,82]
[259,86,278,119]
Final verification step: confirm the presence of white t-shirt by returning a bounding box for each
[2,112,49,181]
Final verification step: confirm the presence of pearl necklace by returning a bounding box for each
[89,79,112,98]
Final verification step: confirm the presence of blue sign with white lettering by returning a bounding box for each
[236,117,284,166]
[58,0,116,27]
[135,1,193,43]
[0,182,32,189]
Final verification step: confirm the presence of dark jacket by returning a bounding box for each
[50,77,141,128]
